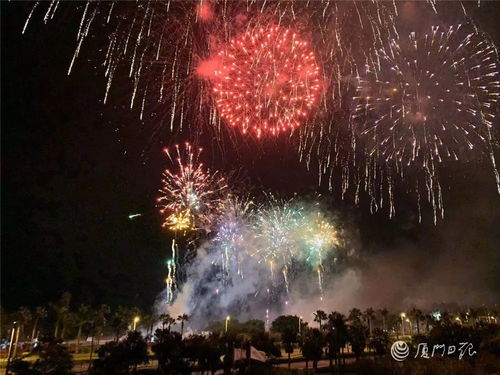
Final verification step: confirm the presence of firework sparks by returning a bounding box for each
[212,195,254,285]
[201,25,322,138]
[165,241,177,304]
[157,142,227,232]
[252,198,303,294]
[163,209,192,232]
[300,210,341,296]
[26,1,498,223]
[350,23,500,222]
[354,24,499,170]
[158,142,227,304]
[169,195,352,320]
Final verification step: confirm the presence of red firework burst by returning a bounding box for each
[201,25,322,138]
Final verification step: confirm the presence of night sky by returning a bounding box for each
[2,2,499,313]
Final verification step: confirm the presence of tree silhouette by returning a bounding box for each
[90,331,148,375]
[378,308,389,332]
[111,306,132,341]
[364,307,375,337]
[271,315,299,336]
[11,338,73,375]
[152,328,187,374]
[348,308,363,326]
[177,314,189,336]
[88,304,111,369]
[31,306,48,342]
[51,292,71,339]
[141,314,156,339]
[325,312,348,369]
[408,307,424,335]
[159,313,176,331]
[281,328,297,368]
[348,324,367,361]
[313,310,328,330]
[75,305,92,354]
[300,328,324,369]
[369,328,390,355]
[14,306,32,344]
[59,311,76,340]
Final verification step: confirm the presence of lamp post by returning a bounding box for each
[133,316,140,331]
[5,322,17,375]
[225,315,230,333]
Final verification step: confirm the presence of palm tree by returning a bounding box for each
[349,324,368,361]
[414,309,424,335]
[16,306,32,341]
[159,313,176,331]
[407,308,416,335]
[51,292,71,338]
[348,308,363,326]
[31,306,48,341]
[325,312,348,369]
[441,311,452,326]
[300,328,324,370]
[313,310,327,330]
[111,306,132,341]
[364,308,375,337]
[88,304,110,371]
[424,313,435,333]
[141,314,156,339]
[60,311,76,340]
[379,308,389,332]
[177,314,189,336]
[387,313,401,333]
[75,305,92,353]
[281,328,297,368]
[469,308,479,326]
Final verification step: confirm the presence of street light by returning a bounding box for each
[225,315,230,333]
[133,316,140,331]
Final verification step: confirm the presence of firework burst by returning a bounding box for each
[200,25,322,137]
[157,142,227,304]
[299,210,341,296]
[157,142,227,232]
[24,1,498,224]
[212,195,254,285]
[251,198,304,294]
[349,23,500,222]
[353,23,500,173]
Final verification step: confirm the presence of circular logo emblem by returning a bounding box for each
[391,340,410,361]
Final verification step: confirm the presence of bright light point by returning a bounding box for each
[196,57,221,79]
[196,1,213,22]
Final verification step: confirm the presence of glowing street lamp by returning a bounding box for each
[133,316,140,331]
[225,315,230,333]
